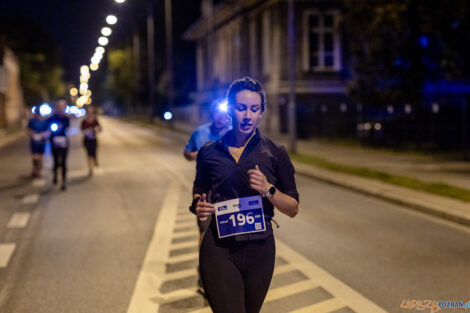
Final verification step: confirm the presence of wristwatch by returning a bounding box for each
[266,185,276,198]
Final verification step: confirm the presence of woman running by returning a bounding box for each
[81,106,102,176]
[190,77,299,313]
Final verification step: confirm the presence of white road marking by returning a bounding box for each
[173,220,196,228]
[21,194,39,205]
[126,180,179,313]
[273,264,296,276]
[171,240,199,250]
[172,230,199,239]
[7,213,31,228]
[289,298,345,313]
[266,280,319,302]
[0,244,16,268]
[163,268,198,281]
[276,240,389,313]
[166,252,198,263]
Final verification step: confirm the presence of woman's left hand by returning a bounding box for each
[248,165,270,196]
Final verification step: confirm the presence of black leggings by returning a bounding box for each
[52,147,68,182]
[199,230,275,313]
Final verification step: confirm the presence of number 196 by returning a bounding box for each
[229,213,255,227]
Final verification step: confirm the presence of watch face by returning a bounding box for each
[269,186,276,195]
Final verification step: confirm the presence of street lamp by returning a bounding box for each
[101,27,112,37]
[80,65,89,75]
[106,15,118,25]
[90,63,99,71]
[95,47,105,54]
[98,37,109,46]
[115,0,126,3]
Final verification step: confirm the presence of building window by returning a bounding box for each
[303,10,341,72]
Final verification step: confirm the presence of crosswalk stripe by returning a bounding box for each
[171,240,199,250]
[173,220,196,228]
[7,212,31,228]
[163,268,198,281]
[167,252,199,263]
[265,280,319,302]
[175,216,196,224]
[273,264,296,276]
[172,230,199,239]
[21,193,39,205]
[288,298,345,313]
[0,243,16,268]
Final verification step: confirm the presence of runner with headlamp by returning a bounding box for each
[190,77,299,313]
[184,98,231,294]
[46,99,70,190]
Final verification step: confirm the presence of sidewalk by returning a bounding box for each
[285,138,470,227]
[0,129,25,149]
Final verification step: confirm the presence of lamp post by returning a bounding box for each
[165,0,175,127]
[287,0,297,153]
[147,0,156,121]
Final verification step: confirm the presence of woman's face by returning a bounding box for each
[231,90,263,136]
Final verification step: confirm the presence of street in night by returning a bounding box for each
[0,1,469,313]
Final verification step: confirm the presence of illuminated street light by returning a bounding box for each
[86,97,92,105]
[90,63,99,71]
[115,0,126,3]
[101,27,112,37]
[95,46,105,54]
[80,83,88,90]
[98,36,109,46]
[91,56,101,65]
[85,90,92,97]
[80,65,89,75]
[70,88,78,96]
[106,15,117,25]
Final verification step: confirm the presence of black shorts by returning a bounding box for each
[84,138,97,158]
[30,141,45,155]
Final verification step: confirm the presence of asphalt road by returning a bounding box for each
[0,117,468,313]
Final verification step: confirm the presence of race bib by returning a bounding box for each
[32,133,43,142]
[52,136,68,148]
[215,195,266,238]
[84,129,96,139]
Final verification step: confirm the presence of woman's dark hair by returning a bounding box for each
[226,77,267,112]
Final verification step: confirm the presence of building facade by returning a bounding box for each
[183,0,351,138]
[0,44,24,130]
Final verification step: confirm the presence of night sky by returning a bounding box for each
[0,0,202,85]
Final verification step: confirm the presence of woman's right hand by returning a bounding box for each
[196,193,215,222]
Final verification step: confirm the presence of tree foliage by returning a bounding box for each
[342,0,470,106]
[106,47,133,108]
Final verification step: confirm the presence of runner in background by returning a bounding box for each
[81,106,102,176]
[184,99,231,294]
[184,99,231,161]
[27,107,47,178]
[46,99,70,191]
